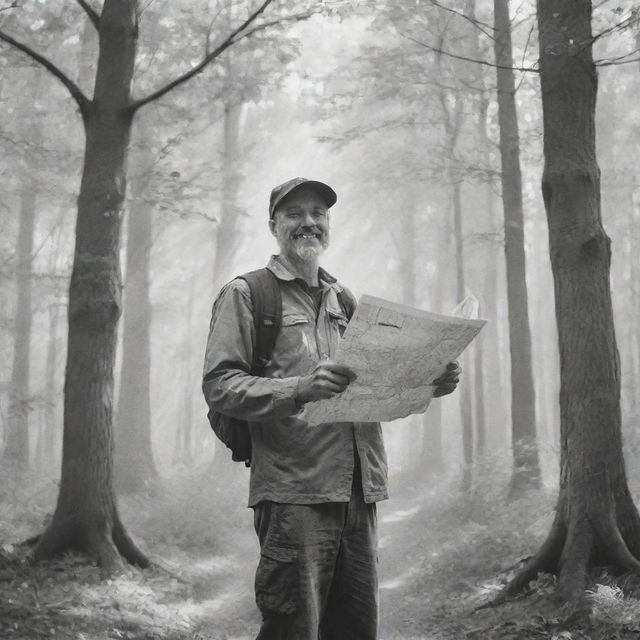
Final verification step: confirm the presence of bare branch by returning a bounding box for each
[591,11,640,45]
[129,0,283,113]
[236,11,312,41]
[74,0,100,30]
[596,53,640,68]
[428,0,495,40]
[0,1,19,13]
[0,29,90,113]
[397,29,540,74]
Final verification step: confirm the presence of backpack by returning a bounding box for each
[206,267,356,466]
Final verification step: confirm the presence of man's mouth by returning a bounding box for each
[294,232,321,240]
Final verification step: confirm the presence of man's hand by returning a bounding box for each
[432,361,461,398]
[297,360,357,405]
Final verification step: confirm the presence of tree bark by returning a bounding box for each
[115,119,156,495]
[493,0,541,497]
[4,183,37,470]
[498,0,640,605]
[33,0,148,571]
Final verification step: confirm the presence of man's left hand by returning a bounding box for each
[432,361,461,398]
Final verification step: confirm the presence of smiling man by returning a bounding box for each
[202,177,460,640]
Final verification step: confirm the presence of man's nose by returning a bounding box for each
[301,211,316,226]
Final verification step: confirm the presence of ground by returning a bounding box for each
[3,460,640,640]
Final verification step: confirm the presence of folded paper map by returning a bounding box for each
[299,294,486,425]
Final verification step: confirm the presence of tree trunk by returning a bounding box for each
[212,93,244,291]
[498,0,640,605]
[115,120,156,495]
[420,190,448,478]
[210,96,245,468]
[4,184,36,470]
[33,0,148,571]
[628,190,640,419]
[36,303,61,470]
[175,277,196,465]
[453,177,474,493]
[494,0,541,497]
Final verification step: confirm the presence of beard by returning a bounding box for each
[277,230,329,262]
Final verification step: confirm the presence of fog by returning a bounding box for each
[2,1,640,638]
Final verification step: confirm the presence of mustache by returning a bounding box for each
[292,227,323,236]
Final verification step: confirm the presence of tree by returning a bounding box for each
[497,0,640,604]
[114,115,156,493]
[0,0,310,571]
[493,0,541,496]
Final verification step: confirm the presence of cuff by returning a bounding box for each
[272,376,302,416]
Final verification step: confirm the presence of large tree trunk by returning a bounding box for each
[33,0,147,571]
[498,0,640,605]
[115,120,156,495]
[4,184,36,470]
[493,0,541,497]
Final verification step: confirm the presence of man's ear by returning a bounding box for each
[268,217,277,237]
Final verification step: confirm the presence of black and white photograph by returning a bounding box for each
[1,1,640,638]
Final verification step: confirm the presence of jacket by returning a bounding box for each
[202,255,388,507]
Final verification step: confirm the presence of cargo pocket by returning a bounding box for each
[255,544,298,615]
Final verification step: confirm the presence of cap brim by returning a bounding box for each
[270,179,337,217]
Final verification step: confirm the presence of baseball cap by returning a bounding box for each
[269,177,337,219]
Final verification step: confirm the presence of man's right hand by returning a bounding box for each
[296,360,357,405]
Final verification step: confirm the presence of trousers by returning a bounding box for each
[252,469,378,640]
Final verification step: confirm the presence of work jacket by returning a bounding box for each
[202,256,389,507]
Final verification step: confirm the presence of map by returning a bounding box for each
[299,294,486,425]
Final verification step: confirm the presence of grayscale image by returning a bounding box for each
[1,1,639,639]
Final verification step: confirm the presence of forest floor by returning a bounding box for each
[3,460,640,640]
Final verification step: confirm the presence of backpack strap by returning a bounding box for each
[336,285,357,321]
[237,268,282,374]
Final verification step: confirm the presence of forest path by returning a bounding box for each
[5,473,640,639]
[183,479,492,640]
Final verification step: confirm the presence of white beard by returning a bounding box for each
[294,242,325,261]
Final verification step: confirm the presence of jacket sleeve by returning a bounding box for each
[202,279,301,422]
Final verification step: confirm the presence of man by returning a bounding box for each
[202,177,460,640]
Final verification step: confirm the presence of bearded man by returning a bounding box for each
[202,177,460,640]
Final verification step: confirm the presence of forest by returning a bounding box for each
[1,0,640,638]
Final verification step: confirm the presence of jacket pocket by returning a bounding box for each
[255,544,298,615]
[281,313,309,326]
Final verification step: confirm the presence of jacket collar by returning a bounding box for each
[266,255,340,290]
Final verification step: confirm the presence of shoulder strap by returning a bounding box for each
[238,268,281,374]
[336,285,357,321]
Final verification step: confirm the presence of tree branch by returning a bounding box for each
[0,29,90,113]
[596,54,640,68]
[397,29,540,74]
[129,0,290,113]
[0,1,19,13]
[74,0,100,31]
[428,0,495,40]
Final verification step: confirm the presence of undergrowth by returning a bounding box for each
[3,454,640,639]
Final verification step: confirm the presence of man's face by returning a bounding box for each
[269,187,330,262]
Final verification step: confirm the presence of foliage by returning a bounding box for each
[4,461,640,638]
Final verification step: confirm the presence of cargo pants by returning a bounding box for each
[252,464,378,640]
